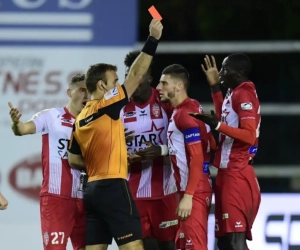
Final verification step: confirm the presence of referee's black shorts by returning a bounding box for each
[83,178,142,246]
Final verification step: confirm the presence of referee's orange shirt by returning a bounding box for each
[69,85,129,182]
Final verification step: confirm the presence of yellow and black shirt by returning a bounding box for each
[69,85,129,182]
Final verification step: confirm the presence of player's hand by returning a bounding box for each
[135,141,161,159]
[188,110,219,130]
[201,55,220,87]
[0,192,8,210]
[124,128,135,143]
[127,152,142,164]
[8,102,22,124]
[176,194,193,221]
[149,19,163,40]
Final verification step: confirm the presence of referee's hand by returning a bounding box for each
[0,192,8,210]
[149,19,163,40]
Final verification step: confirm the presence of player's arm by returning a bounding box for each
[201,55,223,119]
[68,152,85,171]
[216,91,257,145]
[123,19,162,98]
[68,125,85,170]
[211,85,224,120]
[8,102,49,136]
[177,113,204,197]
[209,131,217,151]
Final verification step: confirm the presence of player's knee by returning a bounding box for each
[119,239,144,250]
[217,232,246,250]
[157,240,175,250]
[86,244,108,250]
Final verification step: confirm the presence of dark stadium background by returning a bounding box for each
[138,0,300,193]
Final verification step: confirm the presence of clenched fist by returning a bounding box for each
[149,19,163,40]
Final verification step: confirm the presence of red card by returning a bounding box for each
[148,5,162,21]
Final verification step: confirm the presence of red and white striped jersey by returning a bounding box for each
[212,81,261,170]
[31,107,83,199]
[167,98,212,194]
[120,89,177,199]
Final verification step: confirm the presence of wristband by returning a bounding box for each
[141,36,158,56]
[160,145,168,156]
[210,84,221,93]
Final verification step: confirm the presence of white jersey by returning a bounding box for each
[120,89,177,199]
[31,107,82,199]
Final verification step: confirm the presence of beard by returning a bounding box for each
[160,98,170,103]
[160,88,176,103]
[167,89,176,99]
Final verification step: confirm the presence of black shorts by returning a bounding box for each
[83,178,142,246]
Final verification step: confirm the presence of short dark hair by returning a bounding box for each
[227,53,252,77]
[124,50,152,73]
[162,64,190,89]
[69,73,85,87]
[85,63,117,93]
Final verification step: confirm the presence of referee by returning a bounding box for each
[68,19,163,250]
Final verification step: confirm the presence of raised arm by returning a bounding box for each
[8,102,49,136]
[201,55,223,119]
[123,19,163,98]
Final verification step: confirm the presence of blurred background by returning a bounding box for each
[0,0,299,249]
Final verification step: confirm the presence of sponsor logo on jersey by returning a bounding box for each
[241,102,253,110]
[139,110,147,116]
[159,220,178,228]
[124,111,136,117]
[84,116,94,123]
[9,155,42,201]
[61,117,73,127]
[152,103,161,117]
[126,133,159,152]
[58,138,70,158]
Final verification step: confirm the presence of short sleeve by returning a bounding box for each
[68,124,82,155]
[175,111,201,145]
[233,87,258,120]
[30,109,51,133]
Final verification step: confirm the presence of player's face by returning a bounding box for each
[68,81,89,113]
[156,74,177,103]
[105,70,120,91]
[219,57,238,88]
